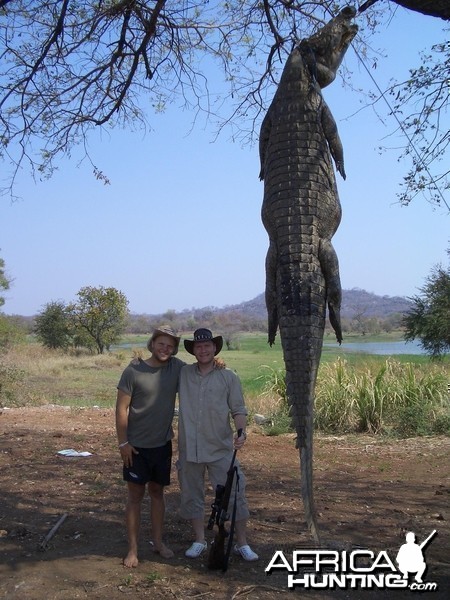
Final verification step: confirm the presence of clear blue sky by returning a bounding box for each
[1,8,448,317]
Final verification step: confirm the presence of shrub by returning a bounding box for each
[257,365,292,435]
[0,315,26,351]
[0,363,25,406]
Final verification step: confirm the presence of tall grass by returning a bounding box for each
[260,358,449,437]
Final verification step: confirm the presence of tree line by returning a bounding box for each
[1,254,449,358]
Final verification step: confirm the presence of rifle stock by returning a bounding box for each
[207,429,242,572]
[207,526,227,570]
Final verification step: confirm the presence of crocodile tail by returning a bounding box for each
[276,245,326,544]
[281,305,324,547]
[300,432,321,546]
[285,365,321,547]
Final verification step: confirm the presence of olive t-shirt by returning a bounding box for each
[117,356,185,448]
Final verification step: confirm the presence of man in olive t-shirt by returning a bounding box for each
[116,325,184,568]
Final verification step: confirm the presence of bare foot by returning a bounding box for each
[123,550,139,568]
[153,543,174,559]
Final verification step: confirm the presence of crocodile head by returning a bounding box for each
[299,6,358,89]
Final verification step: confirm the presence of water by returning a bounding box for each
[113,340,427,355]
[323,340,425,355]
[111,342,142,350]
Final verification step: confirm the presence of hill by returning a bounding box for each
[216,288,412,320]
[126,288,413,334]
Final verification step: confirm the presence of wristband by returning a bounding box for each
[118,441,129,448]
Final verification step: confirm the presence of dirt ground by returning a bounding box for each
[0,405,449,600]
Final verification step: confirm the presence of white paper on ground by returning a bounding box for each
[57,448,93,457]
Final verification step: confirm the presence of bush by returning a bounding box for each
[0,363,25,406]
[257,365,292,435]
[432,413,450,435]
[0,315,26,351]
[34,300,73,350]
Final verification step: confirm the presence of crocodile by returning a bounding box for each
[259,6,358,545]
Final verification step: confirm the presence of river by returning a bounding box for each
[113,339,427,356]
[323,339,425,355]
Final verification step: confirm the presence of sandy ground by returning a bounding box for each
[0,405,449,599]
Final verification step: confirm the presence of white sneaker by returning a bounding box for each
[233,544,259,561]
[185,541,207,558]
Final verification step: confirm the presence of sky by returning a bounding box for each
[1,8,449,318]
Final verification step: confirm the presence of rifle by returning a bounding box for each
[207,429,242,572]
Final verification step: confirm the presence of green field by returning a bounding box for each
[1,331,444,401]
[1,332,448,437]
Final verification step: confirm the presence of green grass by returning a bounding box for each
[1,343,127,407]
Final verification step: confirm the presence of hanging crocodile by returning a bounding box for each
[259,6,358,545]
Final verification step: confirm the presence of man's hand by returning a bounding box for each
[119,443,139,468]
[214,357,226,370]
[129,356,142,366]
[233,430,247,450]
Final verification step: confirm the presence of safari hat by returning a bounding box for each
[147,325,181,355]
[184,328,223,356]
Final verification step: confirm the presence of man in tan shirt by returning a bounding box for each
[178,328,258,562]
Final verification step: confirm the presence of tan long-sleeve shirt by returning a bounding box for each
[178,364,248,463]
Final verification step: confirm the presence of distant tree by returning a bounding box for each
[69,286,129,354]
[382,313,404,333]
[365,317,381,336]
[402,257,450,359]
[0,254,11,308]
[350,304,370,336]
[162,309,177,323]
[34,300,73,350]
[186,316,198,331]
[126,314,153,334]
[195,308,215,323]
[225,334,241,351]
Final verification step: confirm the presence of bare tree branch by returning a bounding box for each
[0,1,448,208]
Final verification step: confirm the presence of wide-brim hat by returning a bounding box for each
[184,328,223,356]
[147,325,181,355]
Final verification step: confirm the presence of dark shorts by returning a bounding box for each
[123,441,172,486]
